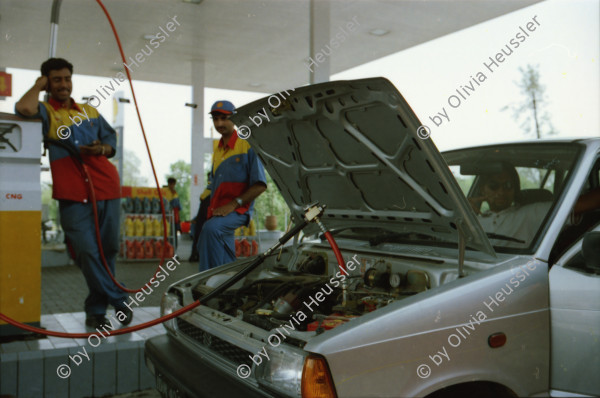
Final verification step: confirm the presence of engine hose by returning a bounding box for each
[324,230,347,274]
[323,230,348,306]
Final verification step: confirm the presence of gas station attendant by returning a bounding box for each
[198,100,267,271]
[15,58,133,330]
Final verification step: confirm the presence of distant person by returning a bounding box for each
[15,58,132,329]
[164,177,181,247]
[198,100,267,271]
[188,195,210,262]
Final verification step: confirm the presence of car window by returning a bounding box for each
[448,165,473,196]
[443,143,581,254]
[516,167,557,193]
[543,169,556,192]
[549,157,600,263]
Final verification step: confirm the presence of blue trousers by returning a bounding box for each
[59,199,128,316]
[198,212,249,272]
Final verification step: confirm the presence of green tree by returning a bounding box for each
[166,160,191,221]
[253,172,289,231]
[119,149,148,186]
[502,64,556,139]
[41,182,58,222]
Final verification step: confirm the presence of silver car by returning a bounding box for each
[144,78,600,398]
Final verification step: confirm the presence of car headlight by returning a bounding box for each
[161,292,181,316]
[255,346,306,397]
[160,292,181,330]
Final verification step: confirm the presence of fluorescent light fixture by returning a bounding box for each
[369,28,389,36]
[248,82,263,88]
[143,34,155,40]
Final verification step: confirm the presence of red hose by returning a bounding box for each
[81,0,170,294]
[0,302,200,338]
[83,164,147,294]
[0,0,181,337]
[0,1,347,340]
[0,226,343,338]
[324,231,346,273]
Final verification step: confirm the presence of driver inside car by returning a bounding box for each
[468,162,600,248]
[468,162,552,247]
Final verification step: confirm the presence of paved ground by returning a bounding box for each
[42,236,198,314]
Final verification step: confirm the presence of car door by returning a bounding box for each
[549,230,600,396]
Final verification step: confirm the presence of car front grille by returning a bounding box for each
[176,318,253,366]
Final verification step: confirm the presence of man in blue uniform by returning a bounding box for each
[198,101,267,271]
[15,58,132,329]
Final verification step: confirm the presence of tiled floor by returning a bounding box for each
[0,307,164,353]
[0,308,164,398]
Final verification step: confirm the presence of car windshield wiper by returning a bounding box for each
[320,227,393,240]
[369,232,439,246]
[485,232,526,244]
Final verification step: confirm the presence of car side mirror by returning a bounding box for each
[582,231,600,275]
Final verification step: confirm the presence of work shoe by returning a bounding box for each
[116,306,133,326]
[85,314,108,330]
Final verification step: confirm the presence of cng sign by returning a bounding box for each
[0,189,37,211]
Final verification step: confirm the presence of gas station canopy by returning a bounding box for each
[1,0,541,93]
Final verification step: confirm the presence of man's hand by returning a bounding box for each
[468,195,487,215]
[211,183,267,217]
[15,76,48,116]
[79,140,110,157]
[212,201,238,217]
[35,76,48,91]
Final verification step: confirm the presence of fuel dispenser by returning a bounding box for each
[0,112,42,336]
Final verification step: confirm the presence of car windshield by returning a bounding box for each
[443,143,581,254]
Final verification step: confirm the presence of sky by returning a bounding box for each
[339,0,599,151]
[1,0,598,186]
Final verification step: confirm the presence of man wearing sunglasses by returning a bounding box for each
[197,100,267,271]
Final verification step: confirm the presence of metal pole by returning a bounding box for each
[49,0,62,58]
[46,0,62,102]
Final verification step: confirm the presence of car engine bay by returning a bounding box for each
[190,247,448,336]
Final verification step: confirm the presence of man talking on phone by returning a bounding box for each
[15,58,132,329]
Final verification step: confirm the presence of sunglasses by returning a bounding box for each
[211,114,230,121]
[486,181,514,191]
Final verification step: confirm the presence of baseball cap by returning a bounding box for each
[210,100,236,115]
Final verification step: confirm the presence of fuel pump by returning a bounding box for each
[0,112,42,337]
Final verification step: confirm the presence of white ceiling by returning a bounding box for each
[1,0,542,93]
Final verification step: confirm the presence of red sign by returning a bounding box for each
[0,71,11,97]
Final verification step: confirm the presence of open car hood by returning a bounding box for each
[231,78,495,257]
